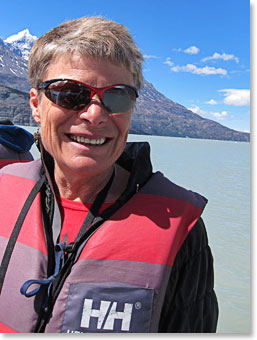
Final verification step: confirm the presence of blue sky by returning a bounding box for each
[0,0,251,132]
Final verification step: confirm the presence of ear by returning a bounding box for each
[30,88,41,124]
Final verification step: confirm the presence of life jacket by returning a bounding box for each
[0,143,207,333]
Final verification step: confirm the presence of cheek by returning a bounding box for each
[121,113,132,143]
[113,112,132,137]
[40,105,60,154]
[112,112,132,151]
[41,108,50,137]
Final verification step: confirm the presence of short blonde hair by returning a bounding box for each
[28,16,144,90]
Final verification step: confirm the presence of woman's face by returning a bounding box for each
[30,55,135,178]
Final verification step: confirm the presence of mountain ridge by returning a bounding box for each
[4,29,37,60]
[0,30,250,142]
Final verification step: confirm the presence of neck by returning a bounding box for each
[53,164,130,204]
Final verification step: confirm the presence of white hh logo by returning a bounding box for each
[80,298,133,331]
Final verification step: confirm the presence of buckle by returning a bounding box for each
[65,242,75,253]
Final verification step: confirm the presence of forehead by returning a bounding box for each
[44,54,134,87]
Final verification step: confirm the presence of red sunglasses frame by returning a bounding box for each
[38,78,139,113]
[40,78,138,97]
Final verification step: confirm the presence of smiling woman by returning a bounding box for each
[0,16,218,334]
[30,55,135,200]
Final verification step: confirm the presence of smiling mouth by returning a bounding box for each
[68,134,109,146]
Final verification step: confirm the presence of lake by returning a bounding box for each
[26,127,251,334]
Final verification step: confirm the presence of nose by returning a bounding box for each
[78,95,109,126]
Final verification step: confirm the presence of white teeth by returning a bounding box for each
[70,135,106,145]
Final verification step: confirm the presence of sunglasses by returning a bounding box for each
[38,79,139,113]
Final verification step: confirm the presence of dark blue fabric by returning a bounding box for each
[0,125,34,153]
[61,282,154,333]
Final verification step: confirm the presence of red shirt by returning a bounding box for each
[57,196,113,244]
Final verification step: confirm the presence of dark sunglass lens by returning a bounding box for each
[103,87,137,113]
[45,81,91,110]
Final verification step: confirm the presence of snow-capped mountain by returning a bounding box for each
[4,29,37,61]
[0,31,32,92]
[0,36,28,79]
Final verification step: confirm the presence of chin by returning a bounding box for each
[65,159,108,176]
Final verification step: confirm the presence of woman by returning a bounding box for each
[0,16,218,333]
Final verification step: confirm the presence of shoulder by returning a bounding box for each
[176,217,211,261]
[0,159,42,181]
[141,171,208,210]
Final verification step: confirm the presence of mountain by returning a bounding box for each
[0,31,250,142]
[4,29,37,61]
[131,80,250,142]
[0,37,30,92]
[0,85,34,126]
[0,37,28,78]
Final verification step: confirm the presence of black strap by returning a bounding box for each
[74,169,115,243]
[0,174,46,294]
[33,169,116,333]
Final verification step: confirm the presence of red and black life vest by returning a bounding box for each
[0,154,207,333]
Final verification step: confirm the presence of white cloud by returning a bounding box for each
[211,111,228,120]
[172,48,183,52]
[188,105,228,121]
[173,46,200,54]
[164,58,174,67]
[143,54,159,59]
[187,105,207,115]
[202,52,239,63]
[219,89,250,106]
[171,63,227,75]
[184,46,200,55]
[206,99,218,105]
